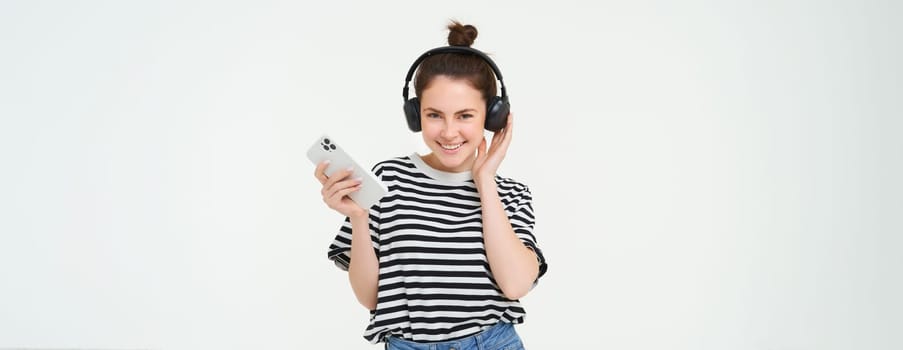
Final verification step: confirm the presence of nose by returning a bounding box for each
[439,118,458,139]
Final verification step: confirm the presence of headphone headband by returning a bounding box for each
[402,46,507,101]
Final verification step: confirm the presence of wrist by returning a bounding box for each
[475,177,497,194]
[349,210,369,222]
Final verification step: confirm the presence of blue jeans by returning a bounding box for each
[385,322,525,350]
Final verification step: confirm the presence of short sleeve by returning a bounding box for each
[506,184,548,284]
[325,163,384,271]
[325,211,380,271]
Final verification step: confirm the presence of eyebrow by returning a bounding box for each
[423,107,478,115]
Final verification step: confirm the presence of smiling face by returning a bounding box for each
[419,75,486,173]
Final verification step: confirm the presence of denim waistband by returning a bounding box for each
[385,322,519,350]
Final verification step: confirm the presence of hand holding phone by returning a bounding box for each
[307,134,388,211]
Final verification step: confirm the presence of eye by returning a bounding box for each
[426,113,441,119]
[460,114,474,119]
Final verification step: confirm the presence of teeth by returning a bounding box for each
[440,143,463,150]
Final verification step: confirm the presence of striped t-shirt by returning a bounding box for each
[327,153,548,344]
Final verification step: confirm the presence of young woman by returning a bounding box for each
[313,21,548,350]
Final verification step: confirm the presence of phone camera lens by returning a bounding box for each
[323,138,331,145]
[329,144,336,150]
[322,145,329,151]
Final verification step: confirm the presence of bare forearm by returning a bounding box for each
[478,182,539,300]
[348,214,379,310]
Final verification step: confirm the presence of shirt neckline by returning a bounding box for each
[409,152,473,183]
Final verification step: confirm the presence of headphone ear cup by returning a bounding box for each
[484,95,510,132]
[403,97,421,132]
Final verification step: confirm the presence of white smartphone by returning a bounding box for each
[306,134,388,210]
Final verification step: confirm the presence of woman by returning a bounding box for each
[314,21,548,349]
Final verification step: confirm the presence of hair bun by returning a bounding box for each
[447,20,478,47]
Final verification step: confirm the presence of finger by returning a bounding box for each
[314,160,331,184]
[329,183,362,203]
[492,114,512,145]
[321,168,355,197]
[477,137,487,159]
[324,177,362,198]
[500,113,514,146]
[323,167,355,190]
[492,125,505,142]
[505,113,513,133]
[488,131,504,155]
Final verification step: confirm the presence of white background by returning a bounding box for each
[1,0,901,349]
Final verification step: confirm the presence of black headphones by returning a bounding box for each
[402,46,510,132]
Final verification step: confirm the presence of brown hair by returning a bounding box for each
[413,21,498,103]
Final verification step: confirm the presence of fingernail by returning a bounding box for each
[323,160,331,164]
[354,177,362,183]
[346,167,354,172]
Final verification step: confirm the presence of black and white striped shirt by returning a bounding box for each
[327,153,548,344]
